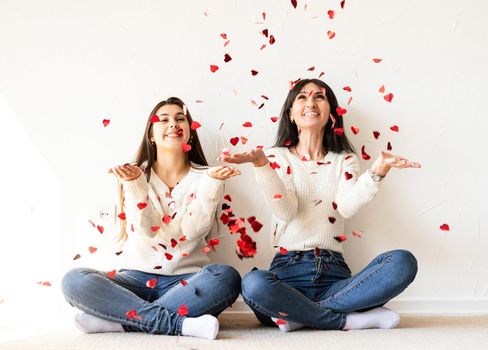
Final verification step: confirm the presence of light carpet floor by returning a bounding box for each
[1,313,487,350]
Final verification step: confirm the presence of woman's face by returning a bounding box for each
[150,104,191,151]
[289,83,330,132]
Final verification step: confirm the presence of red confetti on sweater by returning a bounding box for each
[162,215,172,224]
[286,166,292,174]
[270,162,281,169]
[280,247,288,254]
[210,65,219,73]
[165,252,173,261]
[151,226,160,232]
[344,172,353,180]
[177,304,189,316]
[171,239,178,248]
[102,119,110,127]
[137,202,147,210]
[332,202,338,210]
[328,217,336,224]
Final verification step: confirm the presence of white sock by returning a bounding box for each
[74,313,124,333]
[181,314,219,340]
[343,307,400,330]
[271,317,305,332]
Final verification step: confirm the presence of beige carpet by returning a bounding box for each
[1,313,487,350]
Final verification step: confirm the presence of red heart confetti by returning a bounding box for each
[171,239,178,248]
[37,281,52,287]
[165,252,173,261]
[220,33,227,39]
[276,319,287,325]
[343,86,352,92]
[146,278,157,288]
[273,194,283,201]
[106,270,117,279]
[177,304,189,316]
[210,65,219,73]
[340,0,346,9]
[182,143,192,152]
[334,234,347,242]
[384,93,394,102]
[327,30,336,39]
[287,166,292,174]
[334,128,344,136]
[291,0,297,8]
[162,214,172,224]
[344,172,353,180]
[150,226,160,232]
[387,141,392,151]
[336,106,347,116]
[372,58,382,63]
[361,145,371,160]
[440,224,450,231]
[137,202,147,210]
[230,137,239,146]
[332,202,338,210]
[269,35,276,44]
[150,115,160,123]
[102,119,110,127]
[191,121,201,130]
[280,247,288,254]
[118,212,126,220]
[328,217,336,224]
[351,126,360,135]
[126,309,142,320]
[251,70,259,76]
[97,225,104,234]
[270,162,281,169]
[390,125,399,132]
[379,85,385,94]
[327,10,335,19]
[224,53,232,62]
[88,246,97,254]
[242,122,253,127]
[373,131,380,139]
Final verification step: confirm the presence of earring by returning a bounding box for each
[188,136,194,144]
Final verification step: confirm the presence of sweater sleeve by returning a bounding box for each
[335,153,381,219]
[254,151,298,222]
[180,173,224,240]
[122,174,163,239]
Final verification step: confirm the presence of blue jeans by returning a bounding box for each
[241,249,417,330]
[62,264,241,335]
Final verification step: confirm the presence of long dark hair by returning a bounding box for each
[117,97,208,241]
[135,97,208,182]
[274,79,356,154]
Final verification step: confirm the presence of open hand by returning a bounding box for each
[370,151,421,176]
[108,164,143,181]
[208,166,241,180]
[219,148,269,167]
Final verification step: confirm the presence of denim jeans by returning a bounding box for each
[241,249,418,330]
[62,264,241,335]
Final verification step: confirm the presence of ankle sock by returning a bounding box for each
[74,313,124,333]
[271,317,305,332]
[181,314,219,340]
[343,307,400,330]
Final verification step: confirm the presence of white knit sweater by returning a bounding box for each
[120,166,223,275]
[254,147,381,254]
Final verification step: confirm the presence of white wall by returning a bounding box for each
[0,0,487,316]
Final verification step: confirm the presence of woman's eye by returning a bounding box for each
[297,95,306,100]
[177,118,185,122]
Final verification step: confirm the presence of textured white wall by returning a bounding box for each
[0,0,487,314]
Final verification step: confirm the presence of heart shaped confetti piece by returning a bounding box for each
[351,126,360,135]
[182,143,192,152]
[137,202,147,210]
[88,246,97,254]
[210,65,219,73]
[344,172,353,180]
[102,119,110,127]
[230,137,239,146]
[106,270,117,279]
[327,31,336,39]
[384,93,394,102]
[146,278,157,288]
[191,121,201,130]
[177,304,189,316]
[440,224,450,231]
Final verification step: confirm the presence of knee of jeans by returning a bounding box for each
[241,269,273,302]
[391,249,418,283]
[61,267,94,298]
[205,264,242,296]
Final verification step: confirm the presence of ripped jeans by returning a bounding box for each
[62,264,241,335]
[241,249,417,330]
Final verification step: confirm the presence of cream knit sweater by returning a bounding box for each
[120,166,223,275]
[254,147,381,254]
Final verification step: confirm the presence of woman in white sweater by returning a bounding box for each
[62,97,241,339]
[221,79,421,332]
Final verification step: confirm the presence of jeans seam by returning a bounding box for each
[328,253,393,302]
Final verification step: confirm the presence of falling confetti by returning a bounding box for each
[102,119,110,127]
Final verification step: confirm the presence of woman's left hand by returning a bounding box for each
[370,151,421,177]
[208,166,241,180]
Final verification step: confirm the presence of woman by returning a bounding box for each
[62,97,241,339]
[221,79,420,332]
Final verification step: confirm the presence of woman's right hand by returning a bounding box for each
[108,164,143,181]
[219,148,269,167]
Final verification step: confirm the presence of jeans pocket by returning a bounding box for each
[331,255,352,274]
[270,256,295,272]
